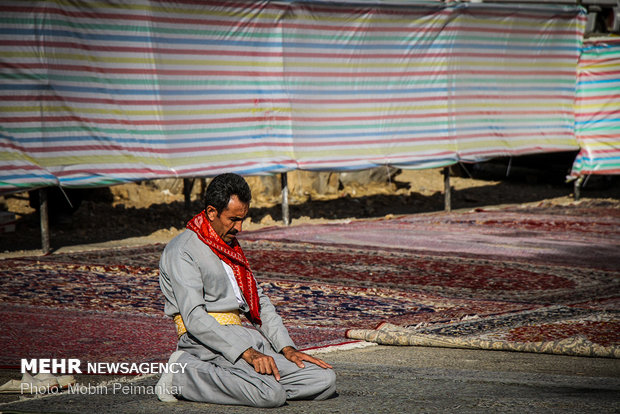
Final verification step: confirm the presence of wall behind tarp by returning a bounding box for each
[571,37,620,176]
[0,0,585,192]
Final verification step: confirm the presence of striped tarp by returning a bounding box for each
[571,37,620,177]
[0,0,585,192]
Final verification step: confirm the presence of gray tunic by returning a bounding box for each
[159,229,296,363]
[158,230,336,407]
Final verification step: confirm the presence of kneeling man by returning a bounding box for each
[157,173,336,407]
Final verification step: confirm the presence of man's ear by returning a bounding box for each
[205,205,218,221]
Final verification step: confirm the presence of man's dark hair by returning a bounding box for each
[204,173,252,213]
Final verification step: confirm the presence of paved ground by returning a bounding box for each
[1,345,619,413]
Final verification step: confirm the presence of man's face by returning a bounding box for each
[206,195,249,244]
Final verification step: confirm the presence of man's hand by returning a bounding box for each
[241,348,281,381]
[281,346,333,370]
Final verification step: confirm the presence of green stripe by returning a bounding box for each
[582,50,620,59]
[293,138,574,158]
[1,51,577,70]
[3,125,289,135]
[0,73,576,88]
[0,100,571,115]
[578,160,620,168]
[3,115,572,136]
[75,179,129,186]
[577,127,620,133]
[24,151,295,167]
[0,181,48,188]
[577,86,620,94]
[401,160,455,170]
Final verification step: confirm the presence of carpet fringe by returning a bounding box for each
[302,340,378,355]
[346,323,620,359]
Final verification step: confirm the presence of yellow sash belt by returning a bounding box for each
[174,311,241,338]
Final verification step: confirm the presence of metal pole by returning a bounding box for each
[574,175,584,201]
[39,188,51,254]
[183,178,194,209]
[199,178,206,202]
[443,167,451,212]
[280,173,290,226]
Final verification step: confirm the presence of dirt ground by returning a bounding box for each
[1,166,619,257]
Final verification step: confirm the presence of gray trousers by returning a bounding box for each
[172,326,337,407]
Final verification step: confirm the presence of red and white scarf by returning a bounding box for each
[186,211,261,326]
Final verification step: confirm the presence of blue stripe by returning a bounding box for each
[0,84,578,95]
[9,123,573,146]
[0,173,57,181]
[235,164,293,175]
[295,126,573,140]
[578,156,620,162]
[576,119,620,126]
[394,157,457,167]
[12,134,293,144]
[302,157,457,171]
[300,162,379,171]
[578,79,620,86]
[58,175,130,184]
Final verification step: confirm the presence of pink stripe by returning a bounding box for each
[54,167,173,176]
[3,141,293,154]
[576,110,620,118]
[0,164,44,171]
[579,70,620,78]
[290,110,574,122]
[572,149,620,155]
[575,168,620,175]
[0,108,574,125]
[293,136,452,147]
[0,94,572,106]
[0,115,291,126]
[575,95,620,102]
[0,95,292,106]
[1,40,577,61]
[1,131,575,154]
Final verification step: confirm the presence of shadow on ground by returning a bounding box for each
[252,180,576,222]
[2,174,618,254]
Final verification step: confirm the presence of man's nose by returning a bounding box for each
[234,220,243,232]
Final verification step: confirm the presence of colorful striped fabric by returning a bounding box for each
[571,37,620,177]
[0,0,585,192]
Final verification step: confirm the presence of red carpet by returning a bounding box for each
[1,202,618,367]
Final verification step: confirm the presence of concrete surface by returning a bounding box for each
[1,345,619,413]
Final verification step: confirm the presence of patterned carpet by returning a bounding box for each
[244,202,620,271]
[1,202,619,367]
